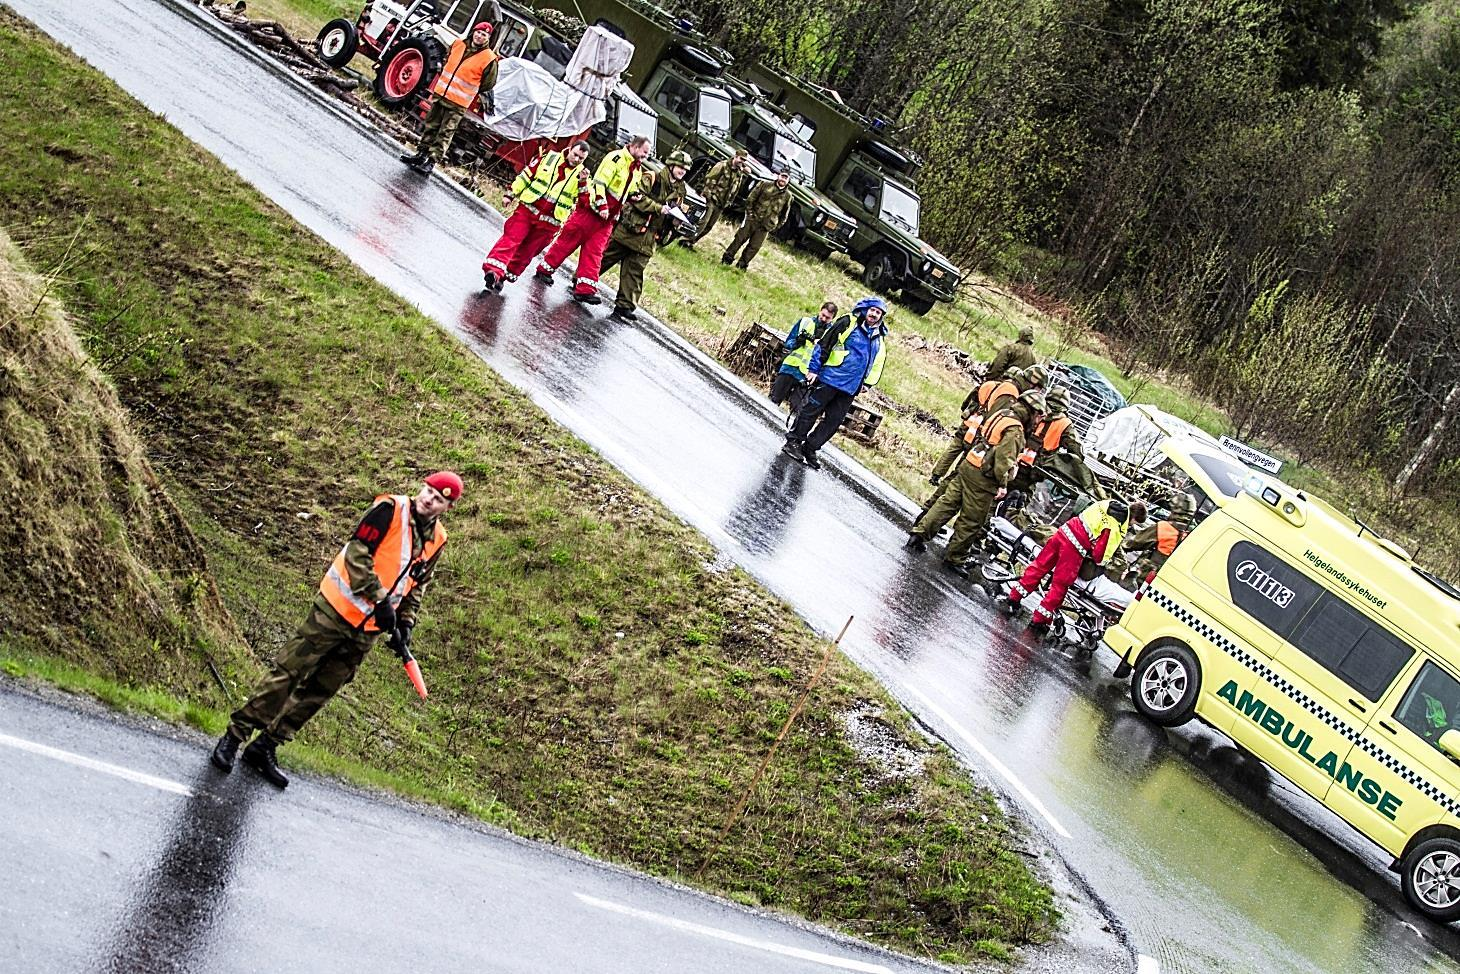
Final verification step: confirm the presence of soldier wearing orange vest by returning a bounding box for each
[482,140,591,292]
[401,23,499,176]
[929,365,1046,486]
[1116,491,1195,587]
[907,390,1044,575]
[1008,386,1103,498]
[211,472,462,788]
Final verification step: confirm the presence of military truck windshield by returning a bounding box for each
[616,99,657,151]
[698,91,731,137]
[880,180,920,234]
[772,136,816,186]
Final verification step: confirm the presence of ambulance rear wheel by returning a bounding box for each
[1130,641,1200,727]
[1402,836,1460,922]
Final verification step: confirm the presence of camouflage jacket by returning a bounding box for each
[701,159,746,207]
[612,169,688,256]
[742,180,791,232]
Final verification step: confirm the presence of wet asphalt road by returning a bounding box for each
[7,0,1460,970]
[0,684,933,974]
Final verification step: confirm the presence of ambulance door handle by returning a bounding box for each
[1378,720,1398,735]
[1347,698,1367,714]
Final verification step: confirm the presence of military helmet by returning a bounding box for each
[1168,491,1196,519]
[1017,389,1046,414]
[1023,363,1048,388]
[665,149,693,168]
[1045,386,1070,413]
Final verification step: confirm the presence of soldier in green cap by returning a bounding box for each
[723,169,792,270]
[690,148,748,247]
[907,389,1045,575]
[601,150,692,322]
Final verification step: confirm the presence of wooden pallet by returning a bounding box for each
[841,401,884,445]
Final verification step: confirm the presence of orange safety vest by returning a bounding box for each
[432,40,497,108]
[1155,520,1187,556]
[1020,415,1072,466]
[319,495,448,633]
[966,415,1021,469]
[980,379,1018,412]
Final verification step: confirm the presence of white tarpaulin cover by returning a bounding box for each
[1085,404,1222,472]
[480,27,634,141]
[564,25,633,99]
[481,57,607,141]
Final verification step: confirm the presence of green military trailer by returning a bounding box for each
[740,65,961,315]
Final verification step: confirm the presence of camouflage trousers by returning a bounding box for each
[692,201,727,243]
[601,239,652,312]
[724,225,769,268]
[911,461,1000,564]
[228,603,378,743]
[416,99,466,161]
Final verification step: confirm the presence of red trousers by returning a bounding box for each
[538,206,613,296]
[483,205,560,279]
[1008,532,1083,625]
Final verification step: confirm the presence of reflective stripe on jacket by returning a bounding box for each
[780,316,819,375]
[592,149,643,213]
[511,150,587,225]
[813,319,886,393]
[319,495,448,633]
[432,41,498,108]
[1057,500,1127,566]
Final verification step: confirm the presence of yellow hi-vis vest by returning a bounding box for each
[592,148,643,212]
[823,325,887,387]
[319,495,447,633]
[780,316,819,374]
[1058,499,1127,566]
[511,150,586,225]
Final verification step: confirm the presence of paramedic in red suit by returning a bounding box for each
[1003,499,1130,634]
[482,141,591,291]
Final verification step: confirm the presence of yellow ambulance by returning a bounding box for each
[1103,442,1460,921]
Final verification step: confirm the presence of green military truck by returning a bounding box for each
[741,66,961,315]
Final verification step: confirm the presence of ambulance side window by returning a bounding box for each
[1226,540,1321,638]
[1395,663,1460,751]
[1288,595,1414,701]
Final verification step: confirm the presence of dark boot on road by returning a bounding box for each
[800,448,822,470]
[242,735,289,789]
[533,267,554,283]
[210,731,244,772]
[411,156,435,175]
[780,440,804,463]
[903,534,927,552]
[482,268,503,292]
[573,291,602,305]
[608,307,637,322]
[398,149,424,165]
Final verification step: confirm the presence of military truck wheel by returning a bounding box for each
[775,208,807,245]
[669,44,723,77]
[1130,640,1200,727]
[862,252,897,293]
[1402,835,1460,922]
[374,37,446,108]
[316,18,358,68]
[902,292,936,316]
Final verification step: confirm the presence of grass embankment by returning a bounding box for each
[0,10,1055,962]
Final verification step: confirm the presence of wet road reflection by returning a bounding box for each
[10,0,1460,970]
[101,770,259,973]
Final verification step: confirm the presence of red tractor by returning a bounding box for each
[316,0,512,107]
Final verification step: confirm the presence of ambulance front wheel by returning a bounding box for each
[1130,641,1200,727]
[1402,835,1460,922]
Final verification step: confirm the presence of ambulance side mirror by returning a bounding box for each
[1439,729,1460,763]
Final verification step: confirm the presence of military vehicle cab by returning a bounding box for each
[743,65,961,315]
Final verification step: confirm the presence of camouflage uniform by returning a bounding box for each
[601,167,688,313]
[227,498,438,743]
[986,326,1036,380]
[912,401,1034,565]
[692,155,747,243]
[723,179,791,269]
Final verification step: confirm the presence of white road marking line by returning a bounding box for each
[574,893,894,973]
[0,731,192,796]
[1136,954,1160,974]
[902,685,1072,839]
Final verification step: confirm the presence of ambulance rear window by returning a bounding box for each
[1191,452,1248,498]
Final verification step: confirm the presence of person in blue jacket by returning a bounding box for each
[769,300,839,414]
[781,296,888,469]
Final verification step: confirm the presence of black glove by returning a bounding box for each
[372,597,397,633]
[388,621,414,658]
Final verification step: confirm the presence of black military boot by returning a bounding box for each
[903,534,927,553]
[242,735,289,789]
[210,731,244,772]
[398,148,424,165]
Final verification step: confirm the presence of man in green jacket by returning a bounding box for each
[601,150,691,322]
[723,169,791,270]
[987,325,1036,380]
[690,148,748,247]
[907,391,1044,574]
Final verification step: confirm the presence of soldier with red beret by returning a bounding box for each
[210,472,463,788]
